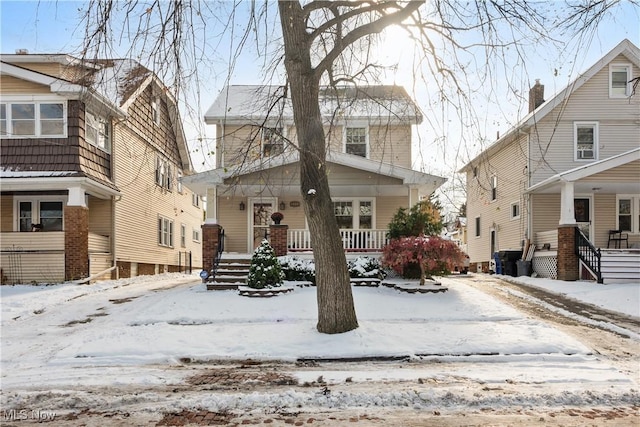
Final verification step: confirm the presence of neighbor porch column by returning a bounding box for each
[557,181,578,281]
[65,186,89,281]
[270,224,289,257]
[202,221,222,278]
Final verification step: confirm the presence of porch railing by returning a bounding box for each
[575,227,603,284]
[288,229,389,252]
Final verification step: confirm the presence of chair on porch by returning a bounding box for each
[607,229,629,249]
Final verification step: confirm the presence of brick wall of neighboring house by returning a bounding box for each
[117,261,131,279]
[168,265,181,273]
[269,224,288,257]
[138,263,156,276]
[557,225,579,281]
[64,205,89,280]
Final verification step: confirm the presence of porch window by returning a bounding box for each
[262,127,284,157]
[574,122,598,161]
[617,196,639,233]
[0,101,66,138]
[345,127,367,157]
[155,157,172,190]
[334,201,353,229]
[17,200,63,232]
[86,111,110,152]
[475,216,481,237]
[610,64,632,97]
[332,198,374,229]
[158,216,174,247]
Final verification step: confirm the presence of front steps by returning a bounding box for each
[206,255,251,290]
[600,249,640,284]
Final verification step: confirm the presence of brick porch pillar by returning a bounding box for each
[64,205,89,281]
[557,224,579,281]
[269,224,288,257]
[202,223,222,275]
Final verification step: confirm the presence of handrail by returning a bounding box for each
[575,227,602,283]
[208,228,225,282]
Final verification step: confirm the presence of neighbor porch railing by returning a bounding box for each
[288,229,389,252]
[575,227,603,284]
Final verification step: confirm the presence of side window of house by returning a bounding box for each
[0,101,66,138]
[262,127,284,157]
[180,224,187,247]
[510,202,520,219]
[490,176,497,201]
[192,193,200,208]
[574,122,598,161]
[86,111,110,152]
[475,216,481,237]
[345,127,367,157]
[192,228,201,243]
[158,216,174,247]
[17,200,63,232]
[155,157,172,190]
[152,98,160,125]
[610,64,632,97]
[177,170,183,194]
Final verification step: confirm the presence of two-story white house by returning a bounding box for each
[183,85,446,272]
[460,39,640,283]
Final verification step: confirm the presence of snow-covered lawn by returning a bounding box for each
[1,272,637,391]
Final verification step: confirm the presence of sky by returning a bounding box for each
[1,1,639,212]
[1,271,638,416]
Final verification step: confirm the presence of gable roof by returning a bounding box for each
[205,85,423,125]
[460,39,640,173]
[182,150,446,195]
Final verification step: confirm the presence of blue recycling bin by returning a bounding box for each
[493,252,502,274]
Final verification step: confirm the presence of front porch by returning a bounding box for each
[287,228,389,253]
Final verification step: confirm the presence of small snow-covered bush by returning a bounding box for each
[278,256,315,283]
[348,257,386,279]
[247,240,284,289]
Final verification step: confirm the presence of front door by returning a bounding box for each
[249,198,276,251]
[574,197,593,240]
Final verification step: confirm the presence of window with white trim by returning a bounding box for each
[475,216,481,237]
[574,122,598,161]
[86,111,110,152]
[158,216,174,247]
[510,202,520,219]
[177,170,183,193]
[0,101,66,138]
[610,64,632,97]
[262,127,284,157]
[16,198,64,232]
[192,228,201,243]
[345,126,367,157]
[490,176,497,201]
[332,198,374,229]
[192,193,200,208]
[155,157,172,190]
[180,223,187,247]
[151,98,160,125]
[617,195,640,233]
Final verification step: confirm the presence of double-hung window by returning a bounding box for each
[345,126,367,157]
[158,216,174,247]
[332,199,374,229]
[155,157,172,190]
[610,64,632,97]
[86,111,110,151]
[617,196,640,233]
[574,122,598,161]
[0,101,66,138]
[262,127,284,157]
[510,202,520,220]
[490,176,498,201]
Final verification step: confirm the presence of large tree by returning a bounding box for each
[77,0,630,334]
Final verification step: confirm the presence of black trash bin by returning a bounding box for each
[499,250,523,277]
[516,260,532,277]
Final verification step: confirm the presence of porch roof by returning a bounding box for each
[182,151,446,196]
[525,147,640,194]
[0,170,121,199]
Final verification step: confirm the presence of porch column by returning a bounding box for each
[269,224,289,257]
[557,181,578,281]
[65,186,89,281]
[206,186,218,223]
[202,222,222,277]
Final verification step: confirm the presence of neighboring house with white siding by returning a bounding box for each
[460,39,640,283]
[0,52,202,284]
[183,85,446,265]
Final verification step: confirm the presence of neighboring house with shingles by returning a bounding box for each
[183,85,446,269]
[460,39,640,283]
[0,52,203,284]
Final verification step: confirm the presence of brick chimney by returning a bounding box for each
[528,79,544,112]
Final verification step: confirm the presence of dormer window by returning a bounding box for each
[610,64,632,97]
[262,127,284,157]
[0,101,66,138]
[345,126,367,157]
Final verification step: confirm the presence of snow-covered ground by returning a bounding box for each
[1,272,638,422]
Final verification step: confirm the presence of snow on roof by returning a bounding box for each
[205,85,423,125]
[0,168,76,178]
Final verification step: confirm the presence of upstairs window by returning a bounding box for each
[155,157,172,190]
[177,170,183,194]
[151,98,160,125]
[86,111,110,152]
[490,176,498,201]
[574,122,599,161]
[0,101,66,138]
[262,127,284,157]
[192,193,200,208]
[475,216,481,237]
[345,127,367,157]
[610,64,632,97]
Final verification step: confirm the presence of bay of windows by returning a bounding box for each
[0,101,66,138]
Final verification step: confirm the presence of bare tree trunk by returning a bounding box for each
[278,1,358,334]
